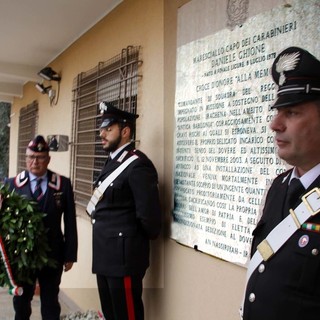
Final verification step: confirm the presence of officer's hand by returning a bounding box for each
[64,262,74,272]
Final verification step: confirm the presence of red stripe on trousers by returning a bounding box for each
[124,276,135,320]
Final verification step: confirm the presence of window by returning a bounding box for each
[71,46,142,211]
[0,102,11,181]
[17,101,38,173]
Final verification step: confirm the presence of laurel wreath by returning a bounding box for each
[0,184,56,287]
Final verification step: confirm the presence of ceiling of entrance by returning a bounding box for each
[0,0,122,103]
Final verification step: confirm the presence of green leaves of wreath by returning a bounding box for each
[0,184,56,287]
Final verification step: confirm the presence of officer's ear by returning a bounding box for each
[120,125,131,139]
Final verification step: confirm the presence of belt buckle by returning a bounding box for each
[302,187,320,216]
[257,239,274,261]
[92,188,103,202]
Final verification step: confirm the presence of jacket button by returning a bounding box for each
[110,183,113,186]
[249,293,255,303]
[258,264,265,273]
[312,248,319,256]
[92,219,96,224]
[119,232,123,236]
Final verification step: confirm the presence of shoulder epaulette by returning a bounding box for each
[48,173,61,190]
[14,171,29,188]
[130,149,141,157]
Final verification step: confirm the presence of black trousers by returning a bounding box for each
[13,264,63,320]
[96,274,144,320]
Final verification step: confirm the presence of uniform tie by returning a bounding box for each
[33,178,43,201]
[284,178,305,216]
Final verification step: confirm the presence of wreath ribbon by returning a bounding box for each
[0,236,23,296]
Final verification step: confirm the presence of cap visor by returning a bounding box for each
[271,94,320,109]
[100,119,118,129]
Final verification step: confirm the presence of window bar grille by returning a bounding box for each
[17,101,38,173]
[71,46,142,210]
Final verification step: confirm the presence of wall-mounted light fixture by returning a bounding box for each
[35,83,52,94]
[35,67,61,106]
[38,67,61,81]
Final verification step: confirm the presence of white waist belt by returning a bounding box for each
[240,187,320,319]
[86,155,138,216]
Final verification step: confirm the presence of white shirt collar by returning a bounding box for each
[289,163,320,189]
[110,142,131,159]
[29,172,47,181]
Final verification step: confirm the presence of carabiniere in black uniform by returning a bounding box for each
[243,169,320,320]
[90,102,161,320]
[92,143,161,276]
[243,47,320,319]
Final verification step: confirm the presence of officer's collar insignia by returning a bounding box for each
[276,51,300,86]
[48,173,61,190]
[117,150,128,163]
[14,171,28,188]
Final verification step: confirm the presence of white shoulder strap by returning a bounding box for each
[240,187,320,318]
[86,155,139,216]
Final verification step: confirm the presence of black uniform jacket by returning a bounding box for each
[91,144,161,277]
[244,169,320,320]
[6,170,78,264]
